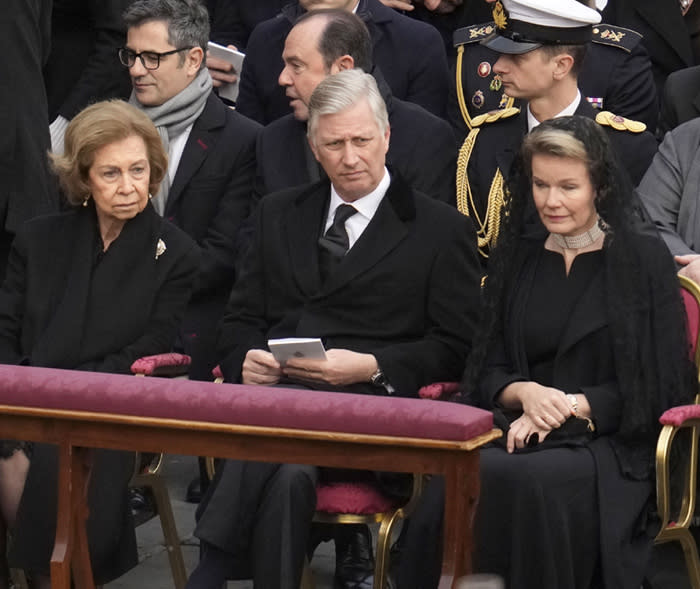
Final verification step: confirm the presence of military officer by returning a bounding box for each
[447,0,659,135]
[458,0,658,261]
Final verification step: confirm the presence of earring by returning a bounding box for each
[82,196,90,207]
[148,193,153,200]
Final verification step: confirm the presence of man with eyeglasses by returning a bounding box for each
[121,0,261,384]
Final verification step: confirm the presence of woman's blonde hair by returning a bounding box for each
[50,100,168,205]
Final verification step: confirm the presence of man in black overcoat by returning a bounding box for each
[0,0,57,283]
[187,69,481,589]
[122,0,261,381]
[235,0,450,124]
[255,9,457,204]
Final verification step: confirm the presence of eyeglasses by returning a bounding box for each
[118,46,194,70]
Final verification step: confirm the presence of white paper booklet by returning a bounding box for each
[207,41,245,102]
[267,338,327,365]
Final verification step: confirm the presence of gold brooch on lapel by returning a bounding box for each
[156,239,166,260]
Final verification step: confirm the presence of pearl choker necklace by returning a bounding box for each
[550,221,604,250]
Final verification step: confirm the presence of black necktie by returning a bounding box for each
[318,204,357,280]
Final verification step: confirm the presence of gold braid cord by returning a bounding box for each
[457,129,505,259]
[455,45,473,130]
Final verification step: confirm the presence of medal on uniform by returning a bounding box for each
[498,93,509,108]
[472,90,485,109]
[490,75,502,92]
[477,61,491,78]
[586,97,604,110]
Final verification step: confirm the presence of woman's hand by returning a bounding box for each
[506,413,551,453]
[283,349,378,387]
[500,381,572,431]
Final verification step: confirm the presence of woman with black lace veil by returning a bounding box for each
[464,115,695,588]
[395,115,695,589]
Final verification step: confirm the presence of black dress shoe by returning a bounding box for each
[186,476,202,503]
[334,524,375,589]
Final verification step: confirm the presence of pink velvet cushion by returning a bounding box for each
[130,353,191,376]
[315,482,396,514]
[418,381,460,400]
[212,365,223,379]
[0,365,493,442]
[660,405,700,427]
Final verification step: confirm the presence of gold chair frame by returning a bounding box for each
[655,274,700,588]
[204,447,424,589]
[130,374,187,589]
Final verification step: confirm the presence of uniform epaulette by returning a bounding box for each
[470,107,520,128]
[591,24,643,53]
[595,110,647,133]
[453,22,496,47]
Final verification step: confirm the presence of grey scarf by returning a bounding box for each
[130,67,212,214]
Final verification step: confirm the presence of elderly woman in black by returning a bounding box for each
[0,100,198,588]
[467,115,694,589]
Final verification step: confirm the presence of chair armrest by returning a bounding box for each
[418,382,461,400]
[212,365,224,382]
[130,353,191,377]
[659,405,700,427]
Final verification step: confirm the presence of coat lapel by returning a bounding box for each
[284,182,328,297]
[635,2,693,67]
[315,175,414,297]
[556,266,607,359]
[166,94,223,212]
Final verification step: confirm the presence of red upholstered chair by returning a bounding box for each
[206,366,428,589]
[655,275,700,586]
[130,353,190,589]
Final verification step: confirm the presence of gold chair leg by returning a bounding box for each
[677,528,700,589]
[374,510,405,589]
[131,472,188,589]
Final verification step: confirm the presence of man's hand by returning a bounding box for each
[207,44,239,88]
[676,254,700,284]
[283,349,378,387]
[380,0,463,13]
[506,414,551,453]
[242,349,282,385]
[379,0,415,10]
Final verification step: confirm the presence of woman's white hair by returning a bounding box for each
[307,69,389,146]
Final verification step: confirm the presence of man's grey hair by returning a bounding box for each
[307,70,389,146]
[124,0,210,66]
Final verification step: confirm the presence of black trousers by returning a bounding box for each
[194,459,318,589]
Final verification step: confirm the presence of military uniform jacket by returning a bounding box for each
[448,22,659,135]
[461,99,658,259]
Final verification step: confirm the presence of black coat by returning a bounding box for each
[658,64,700,137]
[602,0,695,93]
[235,0,450,124]
[0,0,57,274]
[0,203,198,581]
[477,232,686,588]
[164,92,261,379]
[448,23,659,134]
[217,175,482,395]
[45,0,132,121]
[254,73,456,203]
[207,0,288,50]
